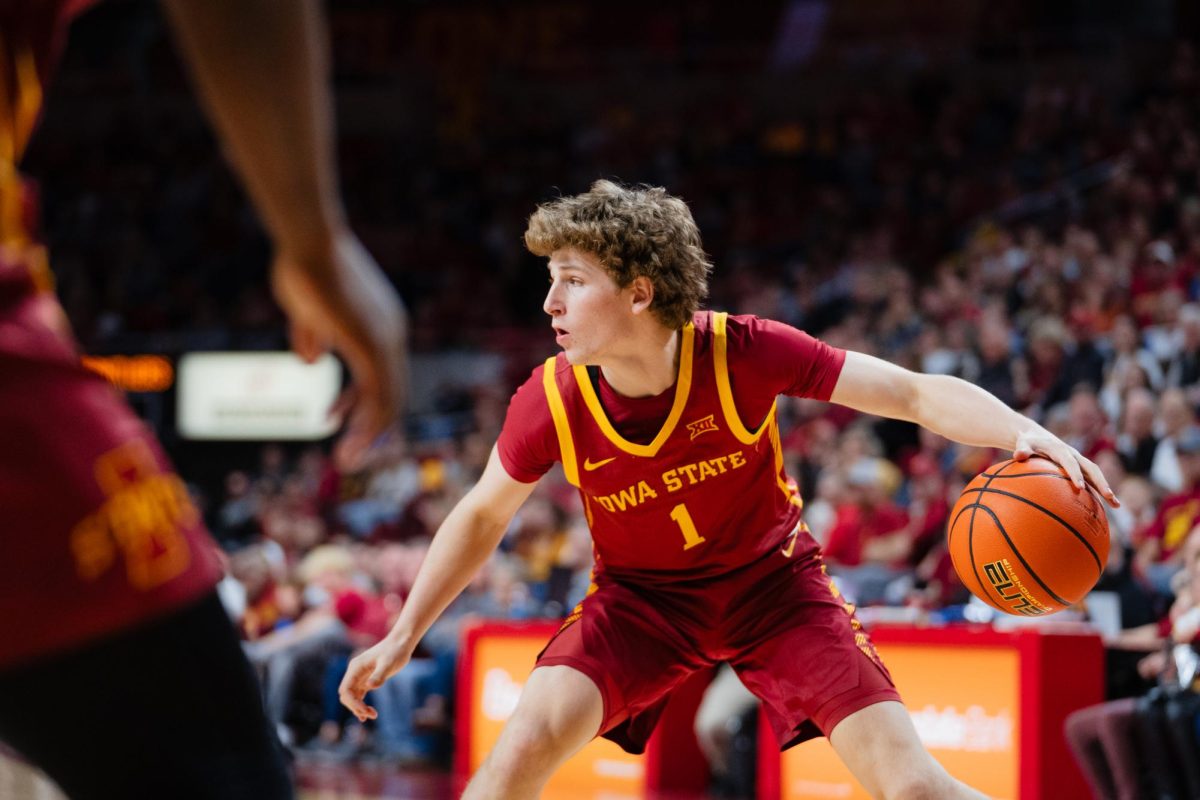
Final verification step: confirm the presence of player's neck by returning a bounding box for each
[598,326,680,398]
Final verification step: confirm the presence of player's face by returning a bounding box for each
[543,248,635,365]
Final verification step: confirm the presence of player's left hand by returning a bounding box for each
[338,634,415,723]
[1013,429,1120,508]
[272,230,408,471]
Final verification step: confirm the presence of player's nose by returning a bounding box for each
[543,285,564,316]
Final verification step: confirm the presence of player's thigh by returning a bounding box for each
[540,579,708,738]
[828,701,956,800]
[485,664,605,772]
[729,556,899,747]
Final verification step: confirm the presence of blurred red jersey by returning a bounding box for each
[499,311,845,584]
[1,0,96,248]
[0,0,223,668]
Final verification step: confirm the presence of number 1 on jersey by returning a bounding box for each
[670,503,706,550]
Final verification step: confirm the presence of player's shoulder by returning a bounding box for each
[712,311,807,351]
[509,354,569,413]
[690,309,785,337]
[515,352,568,387]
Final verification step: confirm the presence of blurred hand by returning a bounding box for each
[1013,430,1120,508]
[1137,649,1169,680]
[338,635,415,722]
[272,231,407,470]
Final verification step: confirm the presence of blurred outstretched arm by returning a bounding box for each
[162,0,407,467]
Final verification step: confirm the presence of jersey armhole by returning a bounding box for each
[542,358,581,486]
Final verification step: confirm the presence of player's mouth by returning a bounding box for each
[553,325,570,346]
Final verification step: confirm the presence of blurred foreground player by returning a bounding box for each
[0,1,406,798]
[341,181,1118,798]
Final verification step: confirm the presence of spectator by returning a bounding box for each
[246,545,364,748]
[1150,388,1198,492]
[1164,303,1200,401]
[1100,315,1164,423]
[966,317,1024,409]
[1065,386,1116,461]
[1066,526,1200,800]
[824,458,911,605]
[1136,427,1200,596]
[1023,316,1104,414]
[1115,387,1160,477]
[216,470,260,542]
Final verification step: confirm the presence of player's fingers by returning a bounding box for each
[341,694,378,723]
[334,376,395,472]
[334,415,373,472]
[1079,456,1120,507]
[338,664,379,722]
[1036,443,1083,489]
[330,354,386,469]
[290,321,326,364]
[328,385,358,422]
[1012,431,1039,462]
[1058,449,1086,491]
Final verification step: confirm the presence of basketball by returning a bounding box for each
[948,457,1110,617]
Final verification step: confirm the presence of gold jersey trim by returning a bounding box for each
[542,357,581,487]
[713,311,802,508]
[713,311,774,444]
[1,35,44,249]
[571,322,696,458]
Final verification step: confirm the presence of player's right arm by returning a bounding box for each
[338,445,538,721]
[161,0,407,468]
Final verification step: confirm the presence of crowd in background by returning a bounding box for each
[185,41,1200,765]
[26,0,1200,780]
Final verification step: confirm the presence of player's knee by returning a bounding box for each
[487,719,562,779]
[1063,706,1090,746]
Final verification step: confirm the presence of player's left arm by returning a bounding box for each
[161,0,407,469]
[829,351,1120,507]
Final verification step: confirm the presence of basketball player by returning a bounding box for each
[339,182,1116,797]
[0,1,405,797]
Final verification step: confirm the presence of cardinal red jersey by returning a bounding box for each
[500,310,845,584]
[2,0,97,255]
[0,0,223,669]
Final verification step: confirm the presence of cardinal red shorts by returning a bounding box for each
[537,545,899,753]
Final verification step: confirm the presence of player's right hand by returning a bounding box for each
[271,231,408,471]
[338,635,414,722]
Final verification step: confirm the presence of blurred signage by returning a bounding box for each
[780,643,1019,800]
[81,354,174,392]
[463,627,646,800]
[176,352,341,440]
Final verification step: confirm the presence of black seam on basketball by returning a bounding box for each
[960,486,1102,573]
[980,471,1069,480]
[981,469,1108,507]
[966,502,1071,608]
[953,503,996,606]
[965,459,1020,609]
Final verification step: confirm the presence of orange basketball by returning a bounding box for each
[948,457,1110,617]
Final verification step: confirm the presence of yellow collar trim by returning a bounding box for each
[713,311,772,444]
[572,323,695,457]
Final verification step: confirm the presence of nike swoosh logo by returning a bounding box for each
[583,456,617,471]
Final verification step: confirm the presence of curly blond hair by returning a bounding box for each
[524,180,712,329]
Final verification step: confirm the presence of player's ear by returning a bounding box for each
[628,276,655,315]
